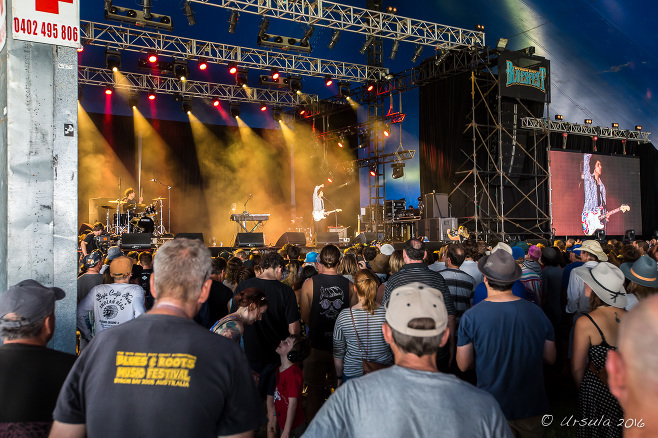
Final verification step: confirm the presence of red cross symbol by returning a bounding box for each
[35,0,74,14]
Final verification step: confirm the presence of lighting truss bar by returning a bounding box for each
[315,112,406,139]
[520,117,651,143]
[354,149,416,168]
[79,66,317,107]
[81,21,387,82]
[187,0,485,48]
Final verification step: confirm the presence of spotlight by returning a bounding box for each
[228,62,238,75]
[325,75,333,86]
[127,92,139,108]
[105,49,121,72]
[228,10,238,33]
[584,119,592,125]
[611,122,619,128]
[235,68,248,88]
[476,24,485,31]
[173,60,189,82]
[358,132,369,148]
[230,102,240,118]
[369,165,377,177]
[390,40,400,60]
[272,106,283,122]
[562,132,568,138]
[212,98,220,107]
[625,229,636,242]
[258,17,269,38]
[386,6,397,13]
[383,124,390,137]
[338,82,351,99]
[148,89,156,100]
[127,9,137,18]
[298,106,306,116]
[184,1,196,26]
[148,51,158,63]
[300,26,314,47]
[198,58,208,70]
[77,46,84,53]
[411,45,423,63]
[260,102,267,111]
[495,38,508,51]
[392,162,405,179]
[366,82,375,92]
[104,85,114,96]
[555,114,563,121]
[635,125,642,131]
[143,0,152,20]
[181,96,192,114]
[271,67,279,80]
[360,35,375,55]
[337,136,345,148]
[592,136,598,142]
[327,175,333,184]
[328,30,341,49]
[288,75,303,93]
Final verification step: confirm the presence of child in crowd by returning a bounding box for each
[267,335,310,438]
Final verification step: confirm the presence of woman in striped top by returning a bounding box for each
[333,269,393,385]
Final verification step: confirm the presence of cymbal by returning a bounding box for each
[100,205,114,209]
[108,200,125,204]
[152,197,167,201]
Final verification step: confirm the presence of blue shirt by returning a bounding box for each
[458,300,555,420]
[472,281,526,306]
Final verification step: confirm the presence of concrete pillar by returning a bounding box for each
[0,12,78,353]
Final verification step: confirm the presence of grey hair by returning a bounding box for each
[0,313,49,341]
[153,238,212,303]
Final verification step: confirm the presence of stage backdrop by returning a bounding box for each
[550,150,642,236]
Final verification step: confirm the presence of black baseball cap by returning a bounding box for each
[0,280,65,328]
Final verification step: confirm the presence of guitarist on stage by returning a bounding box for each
[582,153,607,234]
[312,184,342,241]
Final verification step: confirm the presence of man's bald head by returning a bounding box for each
[618,295,658,388]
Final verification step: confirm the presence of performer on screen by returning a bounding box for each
[582,153,607,234]
[312,184,326,238]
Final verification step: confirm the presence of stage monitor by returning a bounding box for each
[549,150,642,236]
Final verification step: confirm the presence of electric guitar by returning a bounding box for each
[581,205,630,235]
[313,209,342,222]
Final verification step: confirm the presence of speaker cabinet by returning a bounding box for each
[276,232,306,247]
[316,232,340,246]
[120,233,152,250]
[234,233,265,248]
[423,193,450,219]
[417,218,458,241]
[353,232,378,244]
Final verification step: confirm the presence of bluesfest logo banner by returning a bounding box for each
[498,53,551,103]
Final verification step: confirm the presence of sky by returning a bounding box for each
[79,0,657,211]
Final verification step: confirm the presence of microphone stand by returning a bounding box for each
[152,179,172,234]
[323,197,339,229]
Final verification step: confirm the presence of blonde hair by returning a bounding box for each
[353,269,378,314]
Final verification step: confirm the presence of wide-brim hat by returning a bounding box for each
[575,262,627,308]
[380,244,395,256]
[478,250,522,283]
[371,253,390,274]
[579,240,608,262]
[620,255,658,288]
[492,242,512,255]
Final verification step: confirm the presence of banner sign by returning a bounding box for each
[498,52,551,103]
[12,0,80,48]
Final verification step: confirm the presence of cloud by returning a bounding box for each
[602,62,631,73]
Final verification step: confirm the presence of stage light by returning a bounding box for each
[476,24,485,31]
[184,1,196,25]
[173,60,189,82]
[325,75,333,86]
[360,35,375,55]
[369,165,377,177]
[522,46,536,56]
[383,124,391,137]
[411,45,423,63]
[555,114,563,121]
[592,136,598,142]
[77,46,84,53]
[337,136,345,148]
[327,175,333,184]
[390,40,400,60]
[288,75,303,93]
[143,0,152,20]
[338,82,351,99]
[328,30,341,49]
[105,49,121,72]
[298,106,306,116]
[635,125,642,131]
[272,106,283,122]
[260,102,267,111]
[562,132,568,138]
[198,58,208,70]
[358,132,369,148]
[611,122,619,128]
[271,67,279,80]
[258,17,269,38]
[228,62,238,75]
[181,96,193,114]
[392,162,405,179]
[127,9,137,18]
[148,90,156,100]
[366,82,375,92]
[212,98,220,107]
[147,51,158,63]
[386,6,397,13]
[105,85,114,96]
[496,38,508,51]
[127,92,139,108]
[300,26,314,47]
[228,10,238,33]
[625,229,636,242]
[235,68,248,88]
[230,102,240,118]
[584,119,592,125]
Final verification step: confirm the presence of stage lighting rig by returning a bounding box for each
[105,49,121,72]
[522,46,535,56]
[148,89,156,100]
[338,82,351,99]
[369,165,377,177]
[235,68,248,88]
[228,10,238,33]
[198,58,208,70]
[635,125,642,131]
[230,102,240,118]
[360,35,375,55]
[271,67,279,80]
[147,51,158,63]
[611,122,619,128]
[259,17,270,38]
[273,107,283,122]
[104,1,173,31]
[328,30,341,50]
[411,45,423,63]
[286,75,303,94]
[138,58,174,75]
[390,40,400,60]
[383,124,391,137]
[127,92,139,108]
[104,85,114,96]
[300,26,314,48]
[297,106,306,116]
[392,162,405,179]
[584,119,592,125]
[181,96,193,114]
[184,1,196,26]
[358,132,370,148]
[259,75,286,88]
[555,114,563,121]
[212,98,220,107]
[228,62,238,75]
[260,102,267,111]
[257,33,312,53]
[495,38,508,51]
[173,60,189,82]
[324,75,333,86]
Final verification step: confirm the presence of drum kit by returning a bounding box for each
[100,197,168,236]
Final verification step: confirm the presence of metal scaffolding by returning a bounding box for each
[188,0,485,48]
[521,118,651,143]
[79,66,318,106]
[80,21,388,83]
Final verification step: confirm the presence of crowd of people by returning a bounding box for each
[1,234,658,437]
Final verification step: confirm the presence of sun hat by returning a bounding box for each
[579,240,608,262]
[575,262,627,308]
[620,255,658,288]
[479,249,523,282]
[371,253,390,274]
[491,242,513,255]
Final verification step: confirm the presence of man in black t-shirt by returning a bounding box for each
[0,280,77,436]
[52,238,264,438]
[206,257,233,328]
[80,222,104,257]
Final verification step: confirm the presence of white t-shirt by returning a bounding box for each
[77,283,146,340]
